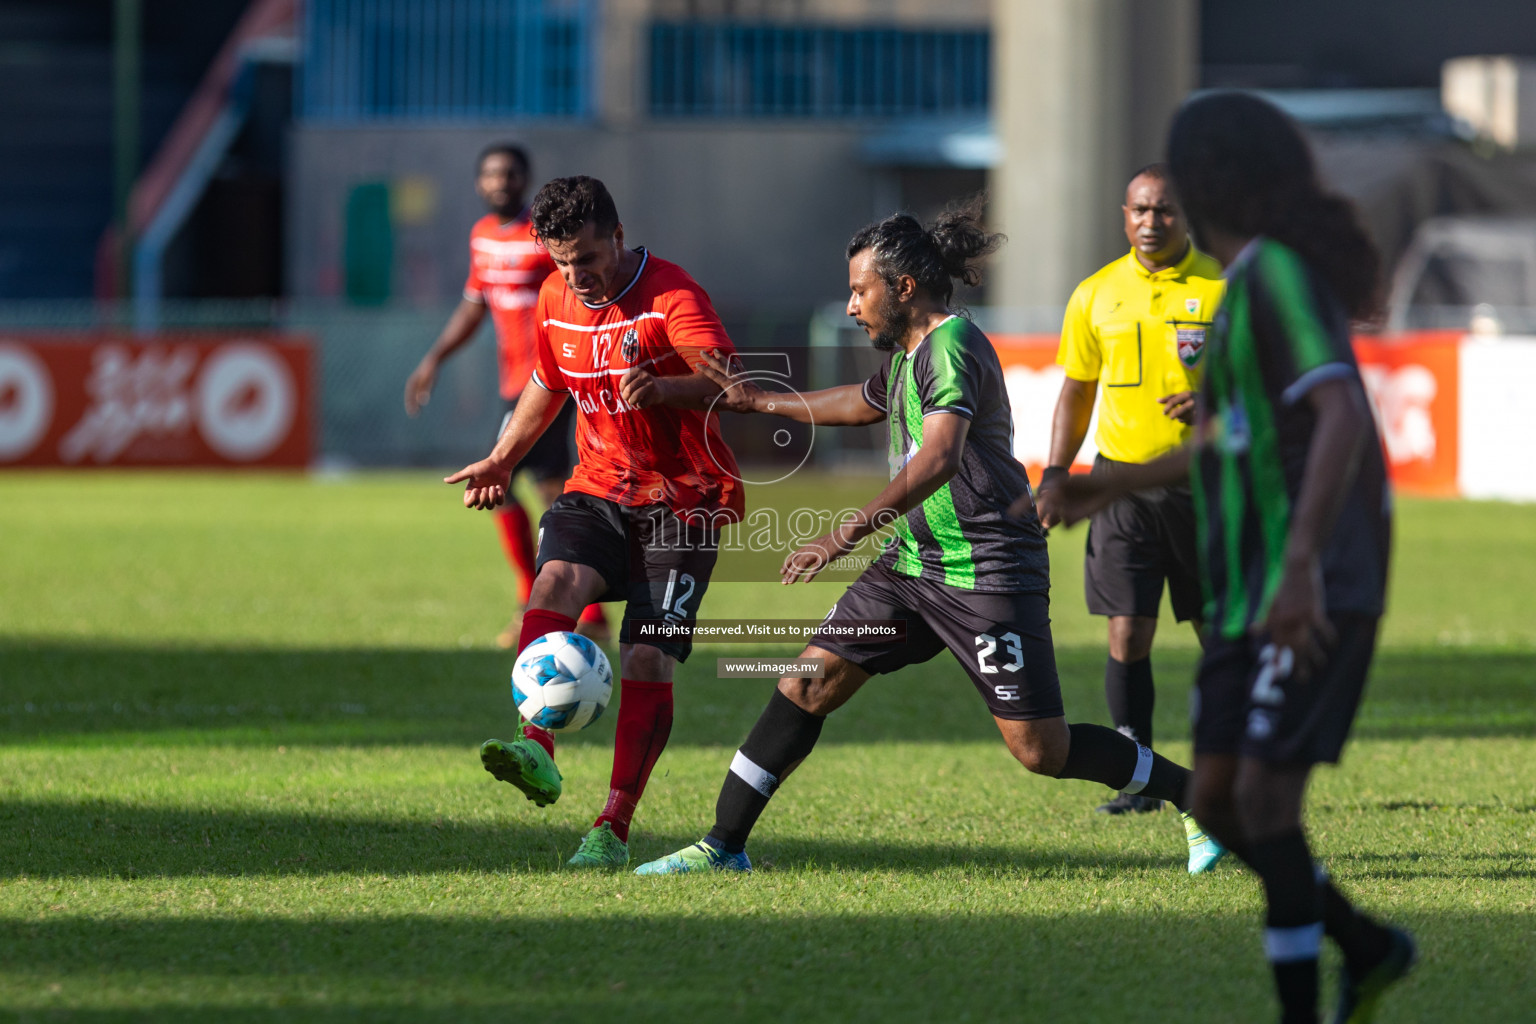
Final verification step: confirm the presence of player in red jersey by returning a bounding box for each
[404,142,607,645]
[446,175,743,868]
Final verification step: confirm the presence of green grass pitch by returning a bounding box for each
[1,471,1532,1021]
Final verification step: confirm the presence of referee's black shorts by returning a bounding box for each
[500,394,576,483]
[1083,454,1203,622]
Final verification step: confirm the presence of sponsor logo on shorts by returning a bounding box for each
[1246,708,1276,740]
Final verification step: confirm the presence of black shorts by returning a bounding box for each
[534,492,719,662]
[1084,455,1203,622]
[503,395,575,483]
[810,562,1063,721]
[1192,614,1379,764]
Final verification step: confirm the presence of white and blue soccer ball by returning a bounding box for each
[511,631,613,732]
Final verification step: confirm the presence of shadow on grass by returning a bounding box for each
[1,642,1532,747]
[0,799,1183,881]
[2,908,1529,1023]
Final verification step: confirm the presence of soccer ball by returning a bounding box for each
[511,631,613,732]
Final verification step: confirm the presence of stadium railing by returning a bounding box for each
[648,22,989,120]
[298,0,595,122]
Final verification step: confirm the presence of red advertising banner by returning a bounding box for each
[1354,333,1461,497]
[0,335,312,468]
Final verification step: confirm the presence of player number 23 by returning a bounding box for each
[975,631,1024,675]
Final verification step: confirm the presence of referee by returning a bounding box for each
[1032,164,1224,814]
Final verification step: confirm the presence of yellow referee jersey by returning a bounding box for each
[1057,245,1226,463]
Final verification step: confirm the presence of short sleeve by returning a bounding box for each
[1253,243,1358,404]
[663,277,736,370]
[1056,281,1101,382]
[862,354,893,413]
[463,236,486,304]
[531,290,568,393]
[921,323,979,420]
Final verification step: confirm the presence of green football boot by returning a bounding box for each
[634,839,752,876]
[1182,812,1228,874]
[479,727,562,807]
[566,823,629,870]
[1327,927,1417,1024]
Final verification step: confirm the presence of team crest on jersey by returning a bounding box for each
[1177,325,1207,368]
[620,328,640,364]
[1185,298,1200,315]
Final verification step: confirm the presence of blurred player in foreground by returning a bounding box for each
[1032,165,1224,815]
[446,176,743,869]
[1047,93,1416,1023]
[633,202,1224,877]
[405,142,606,644]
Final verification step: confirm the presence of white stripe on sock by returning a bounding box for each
[730,750,778,797]
[1122,743,1155,795]
[1264,923,1323,963]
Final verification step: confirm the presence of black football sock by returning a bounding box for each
[1317,866,1393,977]
[1057,723,1193,810]
[1104,655,1155,748]
[705,690,825,854]
[1248,830,1323,1024]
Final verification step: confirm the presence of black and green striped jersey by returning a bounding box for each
[861,315,1049,593]
[1193,238,1391,639]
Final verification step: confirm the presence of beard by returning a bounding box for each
[490,198,524,219]
[868,291,912,352]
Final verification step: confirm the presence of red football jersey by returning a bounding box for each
[463,212,558,399]
[532,249,745,521]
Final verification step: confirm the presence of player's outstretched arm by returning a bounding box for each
[694,350,882,426]
[780,411,968,584]
[619,365,727,411]
[1026,446,1193,528]
[405,298,487,416]
[444,384,568,509]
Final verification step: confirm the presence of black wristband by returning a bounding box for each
[1039,465,1070,489]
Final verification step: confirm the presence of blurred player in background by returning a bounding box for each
[634,203,1224,877]
[447,175,743,869]
[1049,93,1415,1024]
[1027,165,1225,815]
[405,142,607,645]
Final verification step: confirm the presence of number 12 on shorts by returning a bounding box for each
[661,569,696,624]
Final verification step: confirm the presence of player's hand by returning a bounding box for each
[405,360,438,416]
[619,367,670,409]
[1159,390,1197,424]
[696,350,764,414]
[781,528,857,585]
[444,456,512,510]
[1035,474,1113,529]
[1007,489,1042,526]
[1259,555,1336,680]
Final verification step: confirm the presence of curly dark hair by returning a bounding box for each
[845,196,1005,307]
[1167,92,1381,319]
[530,176,620,243]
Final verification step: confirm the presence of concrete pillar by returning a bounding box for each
[989,0,1198,313]
[595,0,649,128]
